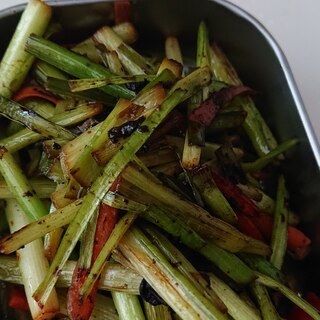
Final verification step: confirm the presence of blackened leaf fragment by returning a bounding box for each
[139,279,167,306]
[108,116,146,143]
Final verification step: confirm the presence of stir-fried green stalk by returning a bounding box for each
[136,68,177,98]
[192,169,237,224]
[68,74,156,92]
[250,282,280,320]
[104,50,126,75]
[0,191,147,254]
[0,96,75,140]
[0,199,82,254]
[73,22,137,65]
[66,81,166,187]
[209,273,262,320]
[1,102,103,153]
[72,37,102,64]
[33,60,68,83]
[112,22,138,45]
[238,254,282,282]
[182,22,210,169]
[144,206,255,285]
[256,273,320,319]
[143,224,226,312]
[78,208,100,270]
[6,199,60,319]
[165,36,183,64]
[144,301,173,320]
[0,178,55,199]
[166,135,244,162]
[0,147,48,221]
[270,175,288,269]
[65,99,132,186]
[206,110,247,133]
[119,227,229,320]
[122,164,270,256]
[103,191,148,212]
[112,292,146,320]
[80,211,138,297]
[0,0,52,98]
[209,44,278,156]
[25,99,55,118]
[94,26,155,75]
[25,34,134,99]
[182,95,202,170]
[33,67,211,305]
[242,139,298,172]
[33,61,117,105]
[0,255,142,294]
[139,148,177,168]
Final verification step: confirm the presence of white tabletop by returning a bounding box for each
[1,0,319,142]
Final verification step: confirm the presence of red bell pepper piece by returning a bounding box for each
[13,85,60,104]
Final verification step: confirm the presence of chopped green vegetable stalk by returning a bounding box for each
[270,175,288,269]
[112,22,138,45]
[25,34,134,99]
[251,282,281,320]
[68,74,155,92]
[182,22,211,169]
[242,139,298,172]
[119,227,229,320]
[157,58,183,79]
[79,208,100,270]
[33,61,116,105]
[209,44,278,156]
[206,110,247,132]
[144,206,255,285]
[72,37,102,64]
[192,169,237,224]
[94,26,155,75]
[80,211,138,297]
[112,292,146,320]
[0,178,55,199]
[0,255,142,294]
[165,36,183,64]
[209,273,262,320]
[144,301,173,320]
[1,102,102,153]
[103,191,148,212]
[33,67,211,305]
[166,135,244,161]
[65,84,165,186]
[256,273,320,320]
[104,51,126,75]
[33,60,68,83]
[0,96,76,140]
[0,199,82,254]
[0,147,49,221]
[6,199,60,319]
[122,165,270,256]
[143,224,227,312]
[139,148,177,168]
[0,0,52,98]
[238,254,282,282]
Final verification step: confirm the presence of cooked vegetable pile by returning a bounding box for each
[0,0,319,319]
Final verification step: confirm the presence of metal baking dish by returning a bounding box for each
[1,0,319,300]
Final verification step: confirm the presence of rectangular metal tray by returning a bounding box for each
[1,0,320,293]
